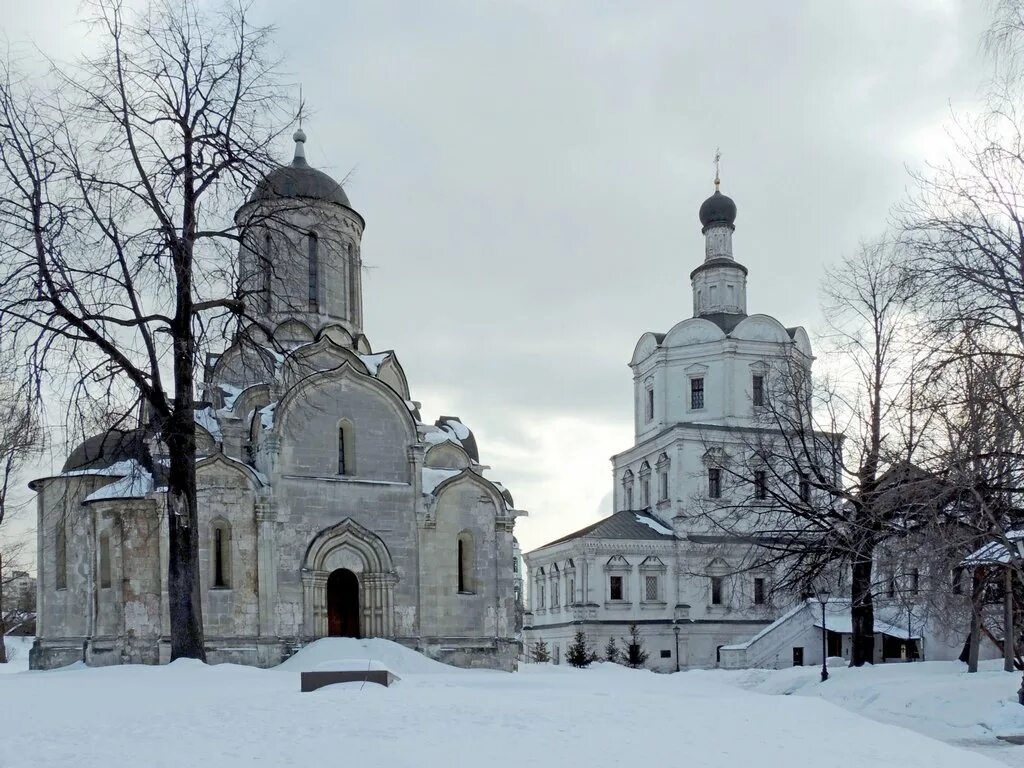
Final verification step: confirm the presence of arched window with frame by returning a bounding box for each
[211,520,231,589]
[55,519,67,590]
[307,232,319,311]
[337,420,355,476]
[457,530,474,593]
[262,232,273,312]
[99,532,112,589]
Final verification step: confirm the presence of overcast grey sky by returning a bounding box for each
[0,0,995,558]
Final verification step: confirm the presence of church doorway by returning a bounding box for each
[327,568,361,637]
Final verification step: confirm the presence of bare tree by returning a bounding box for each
[689,240,921,666]
[0,0,293,660]
[0,372,41,663]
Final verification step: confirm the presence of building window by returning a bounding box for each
[568,578,575,605]
[610,575,624,601]
[337,422,354,476]
[887,574,897,599]
[711,576,724,605]
[641,477,650,508]
[799,473,810,503]
[538,584,545,608]
[754,577,766,605]
[909,569,920,595]
[690,377,705,410]
[708,468,722,499]
[55,520,67,590]
[513,557,518,574]
[98,532,111,589]
[645,387,654,422]
[625,486,633,509]
[752,374,765,407]
[660,649,671,659]
[457,532,474,593]
[212,521,231,589]
[262,233,273,312]
[307,232,319,312]
[552,580,560,606]
[645,575,659,601]
[754,470,767,500]
[659,470,668,502]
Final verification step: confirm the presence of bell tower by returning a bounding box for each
[691,156,747,319]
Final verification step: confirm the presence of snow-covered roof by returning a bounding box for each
[531,510,677,552]
[421,467,462,496]
[259,402,277,430]
[61,459,142,479]
[194,406,221,440]
[82,461,154,503]
[812,612,920,640]
[358,352,390,376]
[961,530,1024,567]
[218,383,243,410]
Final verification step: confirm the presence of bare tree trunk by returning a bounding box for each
[0,549,7,664]
[1007,567,1016,672]
[851,552,875,666]
[969,568,985,673]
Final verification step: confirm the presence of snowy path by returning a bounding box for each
[715,659,1024,767]
[0,639,1007,768]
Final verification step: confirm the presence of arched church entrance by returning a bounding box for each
[301,518,398,640]
[327,568,361,637]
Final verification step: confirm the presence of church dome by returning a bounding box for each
[698,189,736,230]
[248,128,352,208]
[62,428,150,473]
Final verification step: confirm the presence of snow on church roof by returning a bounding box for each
[82,460,154,503]
[532,510,677,552]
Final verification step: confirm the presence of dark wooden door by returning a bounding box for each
[327,569,361,638]
[792,647,804,666]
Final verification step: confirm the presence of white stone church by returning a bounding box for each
[30,129,526,671]
[523,182,817,670]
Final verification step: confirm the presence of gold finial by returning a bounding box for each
[714,147,721,191]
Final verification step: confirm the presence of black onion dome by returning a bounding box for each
[62,428,150,473]
[698,189,737,230]
[248,128,351,208]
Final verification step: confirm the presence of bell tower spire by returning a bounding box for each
[691,161,748,318]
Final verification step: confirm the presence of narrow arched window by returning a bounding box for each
[262,233,273,312]
[99,532,111,589]
[338,425,347,475]
[55,519,67,590]
[457,531,474,593]
[307,232,319,312]
[212,521,231,589]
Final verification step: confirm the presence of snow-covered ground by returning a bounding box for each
[711,658,1024,767]
[0,636,1015,768]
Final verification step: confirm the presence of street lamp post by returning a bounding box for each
[673,624,680,673]
[816,588,831,683]
[1014,536,1024,704]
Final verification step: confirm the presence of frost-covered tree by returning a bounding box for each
[603,636,620,664]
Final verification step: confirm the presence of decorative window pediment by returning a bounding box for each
[639,555,667,572]
[702,447,729,467]
[685,363,710,375]
[655,452,670,469]
[639,460,651,477]
[604,555,631,571]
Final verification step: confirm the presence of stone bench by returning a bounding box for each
[300,669,400,692]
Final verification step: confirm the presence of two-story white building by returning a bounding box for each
[524,179,815,670]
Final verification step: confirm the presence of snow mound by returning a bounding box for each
[274,638,458,675]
